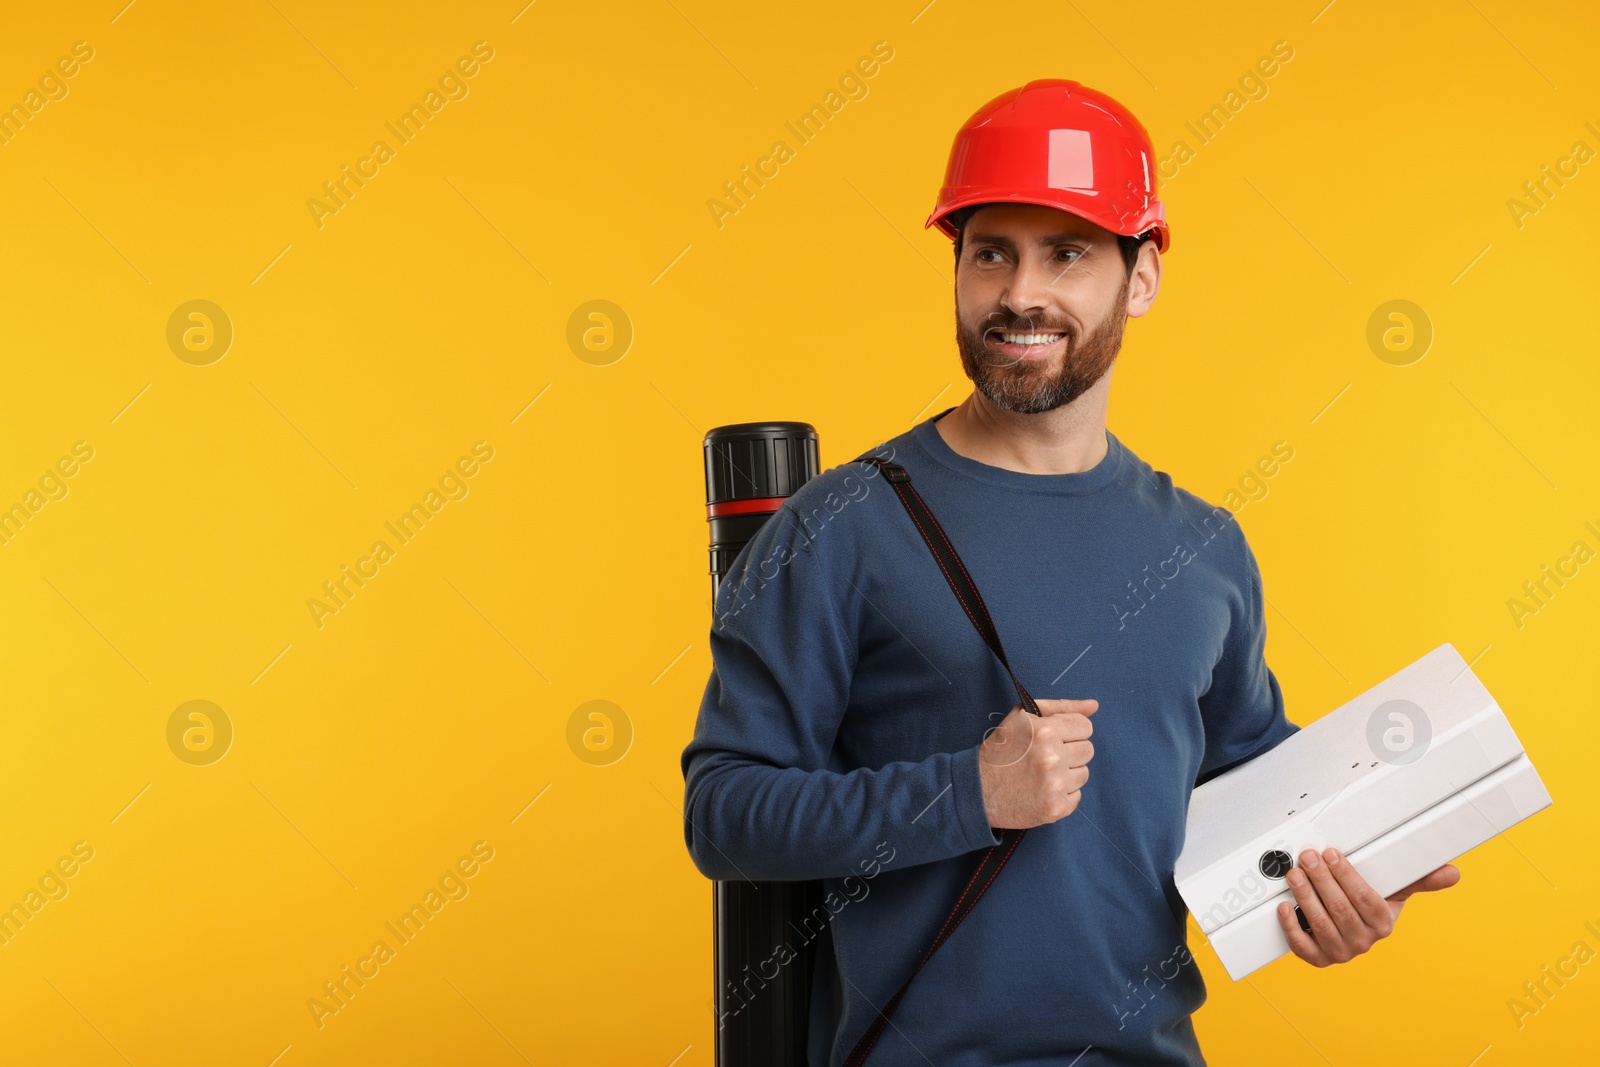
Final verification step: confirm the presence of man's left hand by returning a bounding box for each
[1277,847,1462,967]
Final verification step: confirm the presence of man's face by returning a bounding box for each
[954,203,1135,415]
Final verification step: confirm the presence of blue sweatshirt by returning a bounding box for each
[681,408,1300,1066]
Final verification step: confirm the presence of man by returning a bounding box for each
[681,81,1458,1066]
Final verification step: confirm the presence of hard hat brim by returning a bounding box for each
[927,192,1169,254]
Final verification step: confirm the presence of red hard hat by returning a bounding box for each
[927,80,1170,253]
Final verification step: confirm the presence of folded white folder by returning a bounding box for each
[1174,643,1553,980]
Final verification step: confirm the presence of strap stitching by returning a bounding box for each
[931,829,1025,956]
[895,494,987,642]
[842,458,1037,1067]
[928,841,1005,957]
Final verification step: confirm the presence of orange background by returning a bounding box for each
[0,1,1595,1063]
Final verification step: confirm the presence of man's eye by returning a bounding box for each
[1057,248,1084,262]
[976,249,1002,262]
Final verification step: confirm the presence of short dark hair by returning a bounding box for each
[949,203,1154,276]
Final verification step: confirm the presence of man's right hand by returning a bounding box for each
[976,698,1097,830]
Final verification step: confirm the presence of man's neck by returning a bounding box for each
[933,381,1111,476]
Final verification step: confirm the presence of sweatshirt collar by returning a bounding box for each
[910,406,1126,496]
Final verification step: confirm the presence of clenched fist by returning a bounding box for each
[977,698,1097,830]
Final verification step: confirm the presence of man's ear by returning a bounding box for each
[1126,241,1162,318]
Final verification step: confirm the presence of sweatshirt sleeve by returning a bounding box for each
[680,488,1001,883]
[1195,522,1300,787]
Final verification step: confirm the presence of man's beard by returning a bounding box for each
[954,274,1130,415]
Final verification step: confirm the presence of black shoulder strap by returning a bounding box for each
[843,458,1041,1067]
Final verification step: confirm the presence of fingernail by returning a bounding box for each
[1302,852,1320,870]
[1325,848,1341,865]
[1287,868,1305,888]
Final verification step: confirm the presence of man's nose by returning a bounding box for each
[1001,256,1058,319]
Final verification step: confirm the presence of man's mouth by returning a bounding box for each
[987,329,1067,359]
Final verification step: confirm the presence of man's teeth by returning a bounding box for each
[1000,332,1064,345]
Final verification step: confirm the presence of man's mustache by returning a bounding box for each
[982,318,1074,335]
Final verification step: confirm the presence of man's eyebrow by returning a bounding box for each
[965,231,1093,248]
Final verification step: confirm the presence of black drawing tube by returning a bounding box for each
[703,421,824,1067]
